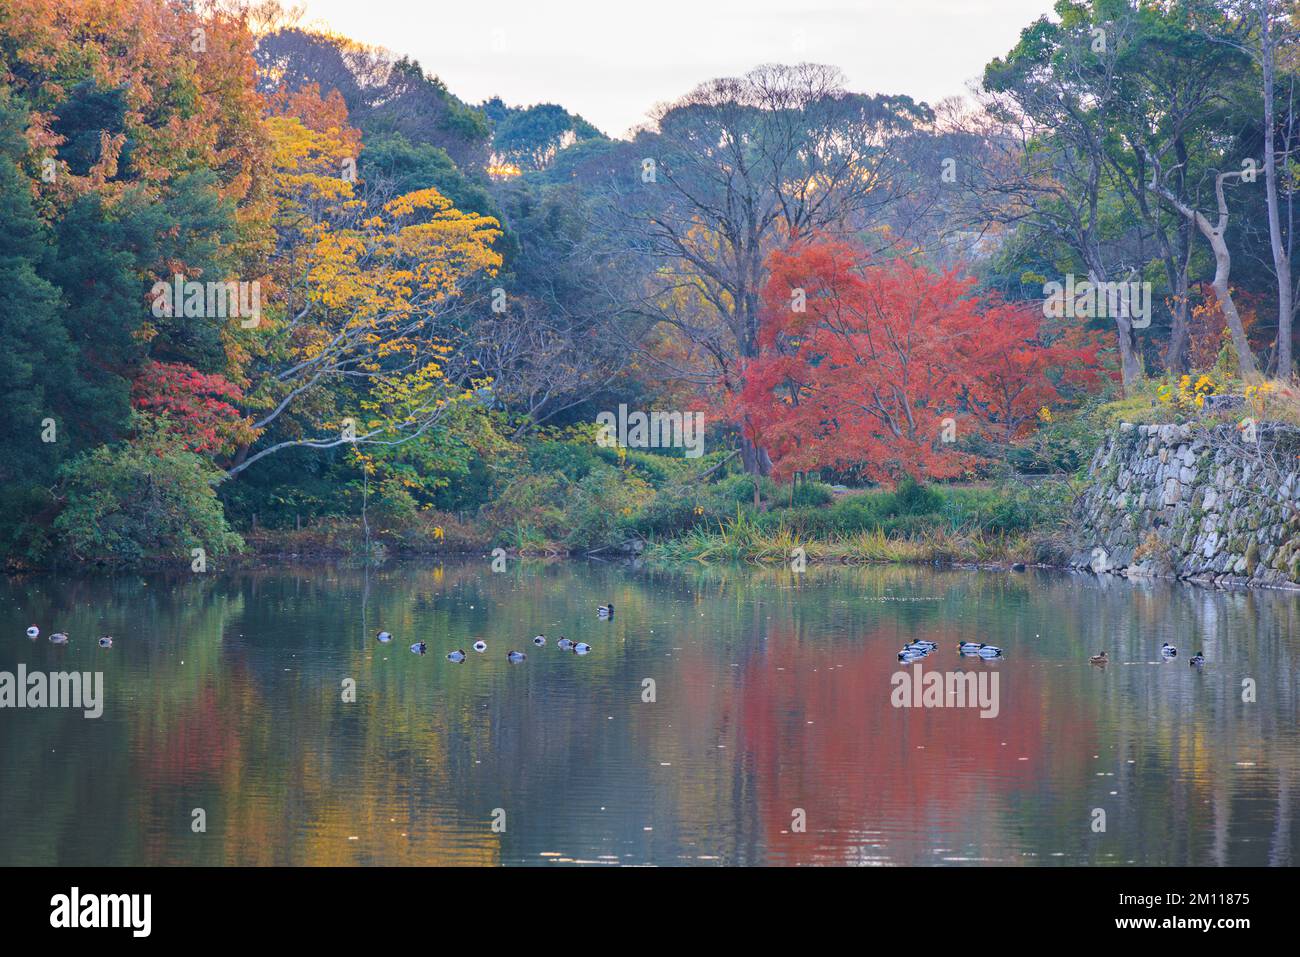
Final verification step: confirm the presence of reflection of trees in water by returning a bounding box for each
[2,562,1297,864]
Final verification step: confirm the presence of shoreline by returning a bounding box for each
[11,540,1300,592]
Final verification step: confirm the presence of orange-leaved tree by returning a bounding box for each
[734,236,1101,483]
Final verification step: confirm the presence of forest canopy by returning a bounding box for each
[3,0,1300,567]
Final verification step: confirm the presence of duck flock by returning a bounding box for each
[25,599,1208,672]
[23,625,111,648]
[902,638,1207,668]
[378,603,611,664]
[898,640,1003,662]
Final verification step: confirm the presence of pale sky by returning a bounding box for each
[294,0,1056,137]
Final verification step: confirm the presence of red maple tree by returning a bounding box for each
[131,361,256,456]
[732,236,1103,483]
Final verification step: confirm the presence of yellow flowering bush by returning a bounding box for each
[1157,373,1220,411]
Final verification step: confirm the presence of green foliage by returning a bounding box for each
[359,131,500,221]
[53,417,243,566]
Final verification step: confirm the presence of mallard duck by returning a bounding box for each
[957,641,982,654]
[25,625,39,639]
[49,632,69,645]
[1090,651,1109,665]
[1161,643,1178,658]
[410,641,428,655]
[472,640,487,653]
[898,648,926,662]
[557,637,574,650]
[446,649,466,663]
[506,650,527,663]
[532,634,546,646]
[597,603,614,618]
[98,636,113,648]
[977,644,1003,658]
[376,631,392,643]
[906,640,938,652]
[1189,651,1206,666]
[573,642,591,655]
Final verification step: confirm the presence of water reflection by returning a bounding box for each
[0,562,1296,865]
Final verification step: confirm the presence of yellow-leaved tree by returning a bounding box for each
[226,88,502,477]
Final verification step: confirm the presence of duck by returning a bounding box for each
[376,631,392,643]
[446,649,466,663]
[957,641,983,654]
[410,641,428,655]
[1189,651,1206,667]
[907,640,938,652]
[1089,651,1109,665]
[597,603,614,618]
[557,637,574,650]
[472,640,487,653]
[573,642,591,655]
[532,634,547,646]
[506,650,527,663]
[1161,643,1178,658]
[977,644,1003,658]
[898,648,926,662]
[49,632,69,645]
[25,625,39,639]
[98,636,113,648]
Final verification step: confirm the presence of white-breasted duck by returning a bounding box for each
[410,641,428,655]
[573,642,591,655]
[473,640,487,653]
[557,637,574,650]
[507,650,527,663]
[98,636,113,648]
[446,649,466,663]
[25,625,39,639]
[49,632,69,645]
[1161,643,1178,658]
[532,634,547,646]
[1189,651,1206,666]
[597,603,614,618]
[376,631,392,643]
[977,644,1003,658]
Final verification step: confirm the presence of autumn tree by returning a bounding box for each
[226,90,503,476]
[737,236,1100,482]
[593,64,931,477]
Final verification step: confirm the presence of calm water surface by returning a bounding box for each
[1,560,1297,866]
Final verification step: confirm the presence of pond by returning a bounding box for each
[1,560,1297,866]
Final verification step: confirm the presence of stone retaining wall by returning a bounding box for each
[1069,422,1300,588]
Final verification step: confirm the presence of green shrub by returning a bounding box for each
[53,419,242,566]
[893,475,942,515]
[372,478,421,528]
[563,465,655,550]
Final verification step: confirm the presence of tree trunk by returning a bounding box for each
[1166,279,1191,375]
[738,433,772,477]
[1146,162,1258,378]
[1261,2,1293,375]
[1088,268,1143,388]
[1202,176,1258,378]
